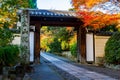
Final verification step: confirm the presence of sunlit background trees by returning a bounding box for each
[41,26,76,56]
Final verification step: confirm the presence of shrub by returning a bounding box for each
[105,32,120,65]
[0,45,20,66]
[0,28,14,46]
[70,43,77,57]
[61,41,69,51]
[48,38,62,54]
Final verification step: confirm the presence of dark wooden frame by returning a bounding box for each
[28,9,86,63]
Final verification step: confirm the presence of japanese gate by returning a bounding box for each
[19,9,86,64]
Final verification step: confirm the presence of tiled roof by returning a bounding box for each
[27,9,82,26]
[95,31,113,36]
[29,9,76,17]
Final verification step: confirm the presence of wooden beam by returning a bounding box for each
[30,21,82,27]
[34,23,41,64]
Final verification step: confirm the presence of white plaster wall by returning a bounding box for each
[94,36,110,58]
[12,34,21,45]
[86,33,94,62]
[94,35,110,64]
[29,32,34,62]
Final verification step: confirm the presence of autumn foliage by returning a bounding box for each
[72,0,108,9]
[77,11,119,29]
[72,0,120,29]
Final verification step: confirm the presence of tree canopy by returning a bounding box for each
[72,0,120,30]
[72,0,108,9]
[0,0,36,29]
[77,11,119,29]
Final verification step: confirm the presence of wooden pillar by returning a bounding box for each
[77,26,86,63]
[80,27,86,63]
[77,27,80,62]
[34,23,41,64]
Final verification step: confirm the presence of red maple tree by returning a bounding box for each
[71,0,120,29]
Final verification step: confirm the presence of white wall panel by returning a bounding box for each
[29,32,34,62]
[86,33,94,62]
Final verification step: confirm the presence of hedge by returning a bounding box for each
[105,32,120,65]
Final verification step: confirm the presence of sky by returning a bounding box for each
[37,0,73,11]
[91,2,120,14]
